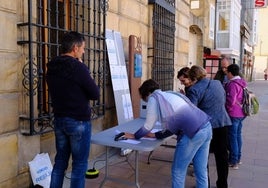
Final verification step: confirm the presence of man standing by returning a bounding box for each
[214,56,231,86]
[46,31,100,188]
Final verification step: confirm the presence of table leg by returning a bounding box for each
[99,147,140,188]
[134,151,140,188]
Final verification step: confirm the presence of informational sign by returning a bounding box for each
[106,29,134,124]
[134,54,142,77]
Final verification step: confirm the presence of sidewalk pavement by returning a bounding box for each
[64,80,268,188]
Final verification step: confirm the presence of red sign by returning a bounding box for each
[255,0,267,8]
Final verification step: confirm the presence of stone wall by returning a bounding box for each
[0,1,24,187]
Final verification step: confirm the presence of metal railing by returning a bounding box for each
[17,0,108,135]
[148,0,176,91]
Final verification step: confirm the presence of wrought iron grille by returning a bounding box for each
[17,0,108,135]
[148,0,176,91]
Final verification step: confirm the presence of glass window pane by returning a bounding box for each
[218,11,230,31]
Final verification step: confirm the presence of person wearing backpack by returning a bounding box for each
[225,64,247,170]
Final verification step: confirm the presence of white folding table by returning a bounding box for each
[91,118,173,188]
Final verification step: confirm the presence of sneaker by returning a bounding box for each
[229,164,239,170]
[238,161,242,165]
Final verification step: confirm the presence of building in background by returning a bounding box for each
[254,6,268,80]
[215,0,241,61]
[240,0,259,81]
[189,0,216,66]
[202,0,259,81]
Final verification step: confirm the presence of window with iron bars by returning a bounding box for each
[17,0,108,135]
[148,0,176,91]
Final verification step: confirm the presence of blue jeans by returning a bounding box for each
[228,117,245,165]
[50,117,91,188]
[172,122,212,188]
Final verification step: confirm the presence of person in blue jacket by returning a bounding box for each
[186,65,232,188]
[124,79,212,188]
[46,31,100,188]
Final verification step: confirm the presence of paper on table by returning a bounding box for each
[115,130,122,134]
[151,128,162,133]
[140,137,156,141]
[119,139,141,144]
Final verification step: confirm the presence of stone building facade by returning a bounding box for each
[0,0,215,187]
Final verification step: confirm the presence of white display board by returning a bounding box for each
[106,29,134,124]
